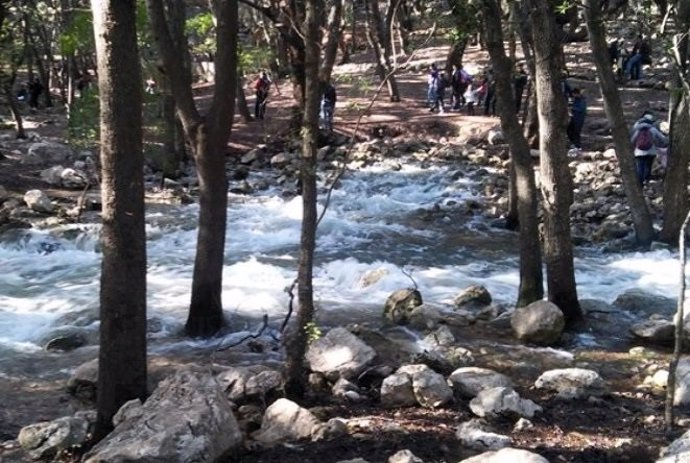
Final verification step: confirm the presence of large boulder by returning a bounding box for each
[252,398,321,446]
[383,288,423,325]
[469,387,542,419]
[672,358,690,405]
[658,428,690,462]
[18,412,95,460]
[306,327,376,380]
[511,300,565,345]
[453,285,492,309]
[630,319,675,344]
[23,189,54,213]
[24,142,73,165]
[83,370,242,462]
[448,367,513,399]
[380,372,416,408]
[612,289,676,318]
[456,419,511,451]
[534,368,607,400]
[459,448,549,463]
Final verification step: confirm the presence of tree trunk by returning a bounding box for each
[285,0,323,399]
[444,37,467,76]
[3,72,26,139]
[481,0,543,307]
[90,0,147,439]
[661,11,690,244]
[584,0,655,247]
[526,0,581,324]
[364,0,400,101]
[148,0,238,338]
[236,76,252,122]
[319,0,343,83]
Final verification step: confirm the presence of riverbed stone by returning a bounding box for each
[83,370,242,462]
[459,448,549,463]
[384,288,423,325]
[630,319,675,344]
[613,289,676,317]
[67,358,99,400]
[448,367,513,399]
[534,368,607,399]
[672,358,690,405]
[23,189,53,213]
[24,142,73,165]
[510,300,565,345]
[453,285,492,309]
[216,365,283,402]
[411,367,453,408]
[253,398,321,445]
[380,372,417,408]
[469,387,542,418]
[40,165,64,185]
[305,327,376,380]
[658,428,690,462]
[18,412,95,460]
[456,419,511,450]
[388,449,424,463]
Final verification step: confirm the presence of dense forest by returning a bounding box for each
[1,0,690,461]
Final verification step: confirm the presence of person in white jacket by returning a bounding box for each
[630,111,668,186]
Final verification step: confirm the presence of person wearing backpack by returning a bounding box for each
[630,111,668,186]
[253,71,271,120]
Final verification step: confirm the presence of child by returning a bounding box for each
[464,81,480,116]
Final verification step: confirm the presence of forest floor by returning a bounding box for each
[0,39,684,463]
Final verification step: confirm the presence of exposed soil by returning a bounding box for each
[0,40,684,463]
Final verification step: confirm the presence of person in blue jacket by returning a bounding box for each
[567,88,587,150]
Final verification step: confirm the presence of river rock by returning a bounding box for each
[332,377,362,401]
[453,285,492,309]
[306,327,376,380]
[448,367,513,399]
[630,319,675,344]
[24,142,73,165]
[459,448,549,463]
[67,358,98,400]
[83,370,242,462]
[60,168,88,189]
[486,128,504,145]
[252,398,321,446]
[411,367,453,408]
[18,411,95,460]
[456,419,511,450]
[510,300,565,345]
[388,449,424,463]
[270,152,295,168]
[534,368,607,399]
[423,325,456,347]
[672,358,690,405]
[613,289,676,317]
[469,387,542,418]
[23,189,53,213]
[0,184,9,201]
[216,365,283,402]
[380,372,417,408]
[40,165,64,185]
[384,288,423,325]
[658,428,690,462]
[43,332,88,352]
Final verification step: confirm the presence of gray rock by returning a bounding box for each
[18,412,95,460]
[456,419,511,450]
[67,358,99,400]
[459,448,549,463]
[630,319,675,344]
[84,370,242,462]
[40,165,64,185]
[270,152,295,168]
[312,418,348,442]
[411,368,453,408]
[469,387,542,418]
[448,367,513,399]
[0,185,9,201]
[216,365,283,402]
[613,289,676,317]
[534,368,607,400]
[454,285,492,309]
[511,300,565,345]
[673,358,690,405]
[60,168,88,189]
[306,327,376,380]
[658,428,690,462]
[388,449,424,463]
[24,142,73,165]
[384,288,423,325]
[253,398,321,445]
[423,325,456,347]
[332,378,361,401]
[380,372,417,408]
[44,332,87,352]
[23,189,54,213]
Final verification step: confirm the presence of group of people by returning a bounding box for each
[16,79,44,109]
[251,71,336,131]
[426,62,529,117]
[608,34,652,81]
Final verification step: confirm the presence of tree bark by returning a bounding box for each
[148,0,238,337]
[285,0,323,399]
[444,37,468,76]
[583,0,655,247]
[364,0,400,101]
[236,76,252,122]
[481,0,543,307]
[90,0,147,439]
[526,0,581,324]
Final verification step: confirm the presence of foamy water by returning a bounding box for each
[0,161,683,357]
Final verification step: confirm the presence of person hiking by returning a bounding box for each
[464,80,481,116]
[427,64,440,110]
[320,80,337,131]
[625,34,651,80]
[451,64,471,110]
[513,63,528,114]
[567,88,587,151]
[630,111,668,186]
[430,71,448,114]
[28,79,43,109]
[253,71,272,120]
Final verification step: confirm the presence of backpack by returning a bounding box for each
[635,126,654,150]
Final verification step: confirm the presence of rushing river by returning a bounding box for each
[0,159,681,376]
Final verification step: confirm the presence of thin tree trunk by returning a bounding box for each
[3,72,26,139]
[364,0,400,101]
[481,0,543,307]
[665,210,690,429]
[445,37,467,76]
[526,0,581,324]
[584,0,654,247]
[236,76,252,122]
[319,0,343,83]
[90,0,147,439]
[285,0,323,399]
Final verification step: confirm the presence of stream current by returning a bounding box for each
[0,160,681,379]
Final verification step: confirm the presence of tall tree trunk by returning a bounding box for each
[3,72,26,139]
[148,0,238,338]
[445,37,468,76]
[90,0,147,439]
[481,0,543,307]
[319,0,343,83]
[661,9,690,244]
[526,0,581,324]
[285,0,323,399]
[236,76,252,122]
[364,0,400,101]
[584,0,655,247]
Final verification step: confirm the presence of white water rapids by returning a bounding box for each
[0,160,681,362]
